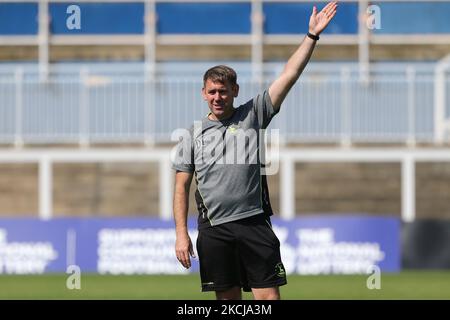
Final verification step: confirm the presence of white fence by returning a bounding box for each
[0,62,449,146]
[1,147,450,222]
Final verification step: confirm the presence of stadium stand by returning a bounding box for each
[1,0,450,64]
[0,0,449,225]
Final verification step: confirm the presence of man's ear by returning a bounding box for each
[201,87,207,100]
[233,84,239,97]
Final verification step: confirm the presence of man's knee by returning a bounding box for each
[216,286,242,300]
[252,287,280,300]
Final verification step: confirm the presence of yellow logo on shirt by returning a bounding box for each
[228,124,240,134]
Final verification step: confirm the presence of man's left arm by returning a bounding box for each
[269,1,338,112]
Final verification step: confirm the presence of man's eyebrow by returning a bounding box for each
[208,88,226,92]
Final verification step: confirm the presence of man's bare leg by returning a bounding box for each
[252,287,280,300]
[216,286,242,300]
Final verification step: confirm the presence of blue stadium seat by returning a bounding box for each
[0,3,38,35]
[263,2,358,34]
[156,2,251,34]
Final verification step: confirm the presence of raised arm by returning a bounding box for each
[269,1,338,112]
[174,170,195,269]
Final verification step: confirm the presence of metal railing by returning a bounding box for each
[0,62,449,146]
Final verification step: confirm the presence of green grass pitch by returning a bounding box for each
[0,271,449,300]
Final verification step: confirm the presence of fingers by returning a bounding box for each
[176,240,196,269]
[322,1,338,16]
[175,234,194,269]
[177,249,191,269]
[321,1,334,13]
[323,2,338,21]
[327,9,337,21]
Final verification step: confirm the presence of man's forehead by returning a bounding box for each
[204,79,232,89]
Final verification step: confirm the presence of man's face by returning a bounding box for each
[202,79,239,121]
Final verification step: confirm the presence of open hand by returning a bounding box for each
[309,1,338,36]
[175,232,196,269]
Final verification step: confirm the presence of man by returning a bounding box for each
[172,2,337,300]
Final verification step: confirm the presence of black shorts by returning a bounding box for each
[196,213,287,292]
